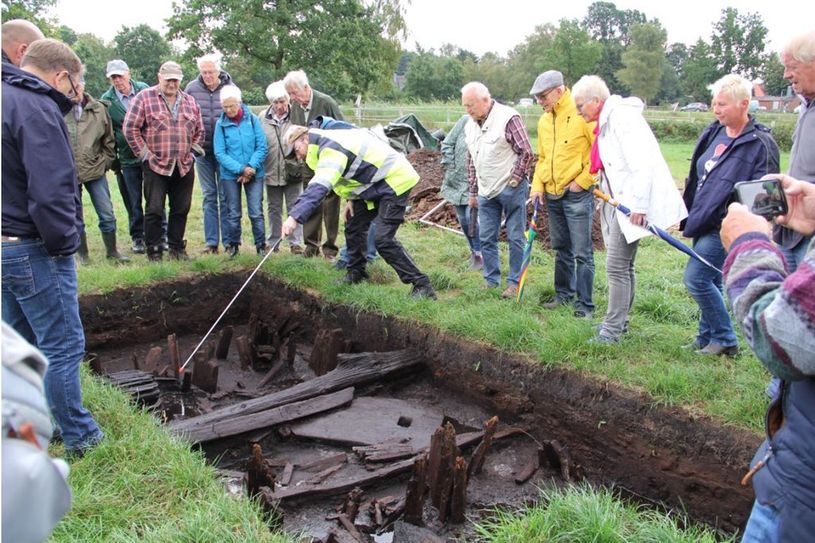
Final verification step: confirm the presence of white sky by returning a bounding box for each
[51,0,810,56]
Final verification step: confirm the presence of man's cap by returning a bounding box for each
[283,125,309,158]
[105,59,129,78]
[158,61,183,80]
[530,70,564,96]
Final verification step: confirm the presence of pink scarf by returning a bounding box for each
[589,121,603,175]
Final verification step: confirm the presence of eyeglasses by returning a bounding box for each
[64,71,80,99]
[575,98,594,112]
[535,87,557,102]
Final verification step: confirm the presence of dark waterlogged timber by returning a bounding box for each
[81,272,760,539]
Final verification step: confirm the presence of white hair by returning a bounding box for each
[461,81,490,100]
[265,80,289,102]
[283,69,309,91]
[708,74,752,102]
[196,53,221,72]
[783,31,815,64]
[571,75,611,103]
[219,85,242,104]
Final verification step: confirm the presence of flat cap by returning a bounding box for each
[283,125,309,158]
[158,61,183,80]
[105,59,129,78]
[530,70,564,96]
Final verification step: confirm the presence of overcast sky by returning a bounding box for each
[51,0,809,56]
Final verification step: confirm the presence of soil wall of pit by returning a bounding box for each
[81,272,760,534]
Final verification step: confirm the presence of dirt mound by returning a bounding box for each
[406,149,604,251]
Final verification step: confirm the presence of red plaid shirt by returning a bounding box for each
[123,86,203,177]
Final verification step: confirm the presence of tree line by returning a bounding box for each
[5,0,787,106]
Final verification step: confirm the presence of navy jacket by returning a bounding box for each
[184,70,233,153]
[681,117,779,239]
[2,63,83,255]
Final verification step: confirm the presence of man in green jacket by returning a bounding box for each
[100,59,156,254]
[65,77,129,263]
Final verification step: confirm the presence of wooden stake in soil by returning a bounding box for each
[342,487,365,522]
[167,333,180,379]
[247,443,276,497]
[191,357,219,394]
[236,335,254,370]
[468,415,499,476]
[429,422,458,522]
[450,456,468,524]
[308,328,349,376]
[143,346,162,375]
[404,453,428,525]
[215,326,233,360]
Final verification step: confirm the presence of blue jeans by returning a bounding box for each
[222,176,265,248]
[781,236,811,273]
[741,500,779,543]
[195,154,228,248]
[547,190,595,313]
[80,175,117,233]
[453,204,481,253]
[338,224,378,264]
[1,239,103,452]
[683,232,737,347]
[478,181,528,287]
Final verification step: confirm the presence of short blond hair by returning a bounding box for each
[20,38,81,76]
[708,74,752,102]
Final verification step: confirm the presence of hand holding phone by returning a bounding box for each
[733,179,788,220]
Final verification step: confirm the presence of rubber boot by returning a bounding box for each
[76,232,90,264]
[102,231,130,264]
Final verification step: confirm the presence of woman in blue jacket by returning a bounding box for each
[214,85,268,257]
[681,74,779,356]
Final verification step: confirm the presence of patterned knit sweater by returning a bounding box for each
[723,233,815,379]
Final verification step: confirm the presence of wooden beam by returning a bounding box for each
[173,387,355,443]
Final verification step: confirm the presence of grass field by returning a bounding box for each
[54,136,787,541]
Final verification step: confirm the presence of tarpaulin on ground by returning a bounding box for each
[381,114,439,154]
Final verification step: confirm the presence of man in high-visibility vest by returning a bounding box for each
[281,125,436,299]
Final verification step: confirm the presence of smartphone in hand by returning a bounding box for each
[733,179,789,219]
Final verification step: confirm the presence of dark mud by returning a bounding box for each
[81,272,759,539]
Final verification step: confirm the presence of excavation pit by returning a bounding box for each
[81,272,760,541]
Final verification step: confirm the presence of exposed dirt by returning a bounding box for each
[81,273,759,540]
[406,149,604,251]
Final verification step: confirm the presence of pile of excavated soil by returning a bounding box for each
[406,149,604,251]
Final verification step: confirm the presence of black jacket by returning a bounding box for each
[1,63,83,255]
[681,117,779,239]
[184,70,233,152]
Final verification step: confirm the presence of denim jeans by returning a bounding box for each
[266,183,303,248]
[195,154,228,248]
[741,500,779,543]
[781,236,811,273]
[453,204,481,253]
[80,175,117,233]
[599,205,639,339]
[683,231,737,347]
[547,190,595,313]
[346,191,429,286]
[1,239,103,452]
[223,176,265,248]
[338,224,378,264]
[478,181,528,287]
[143,165,194,250]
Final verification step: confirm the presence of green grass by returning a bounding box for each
[65,137,786,541]
[473,484,732,543]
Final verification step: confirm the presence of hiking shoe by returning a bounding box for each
[168,246,190,261]
[201,245,219,255]
[290,245,303,255]
[501,284,519,299]
[588,333,619,345]
[256,244,268,256]
[226,245,239,259]
[541,297,569,310]
[336,270,368,285]
[696,343,739,357]
[131,238,146,254]
[682,340,707,350]
[573,309,593,319]
[411,283,437,300]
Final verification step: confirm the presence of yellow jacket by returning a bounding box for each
[531,88,596,197]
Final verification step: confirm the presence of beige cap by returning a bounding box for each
[283,125,309,157]
[158,61,183,80]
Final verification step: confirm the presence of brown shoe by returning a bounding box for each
[201,245,219,255]
[290,245,304,255]
[501,284,518,299]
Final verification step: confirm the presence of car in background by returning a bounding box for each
[680,102,709,112]
[517,98,534,107]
